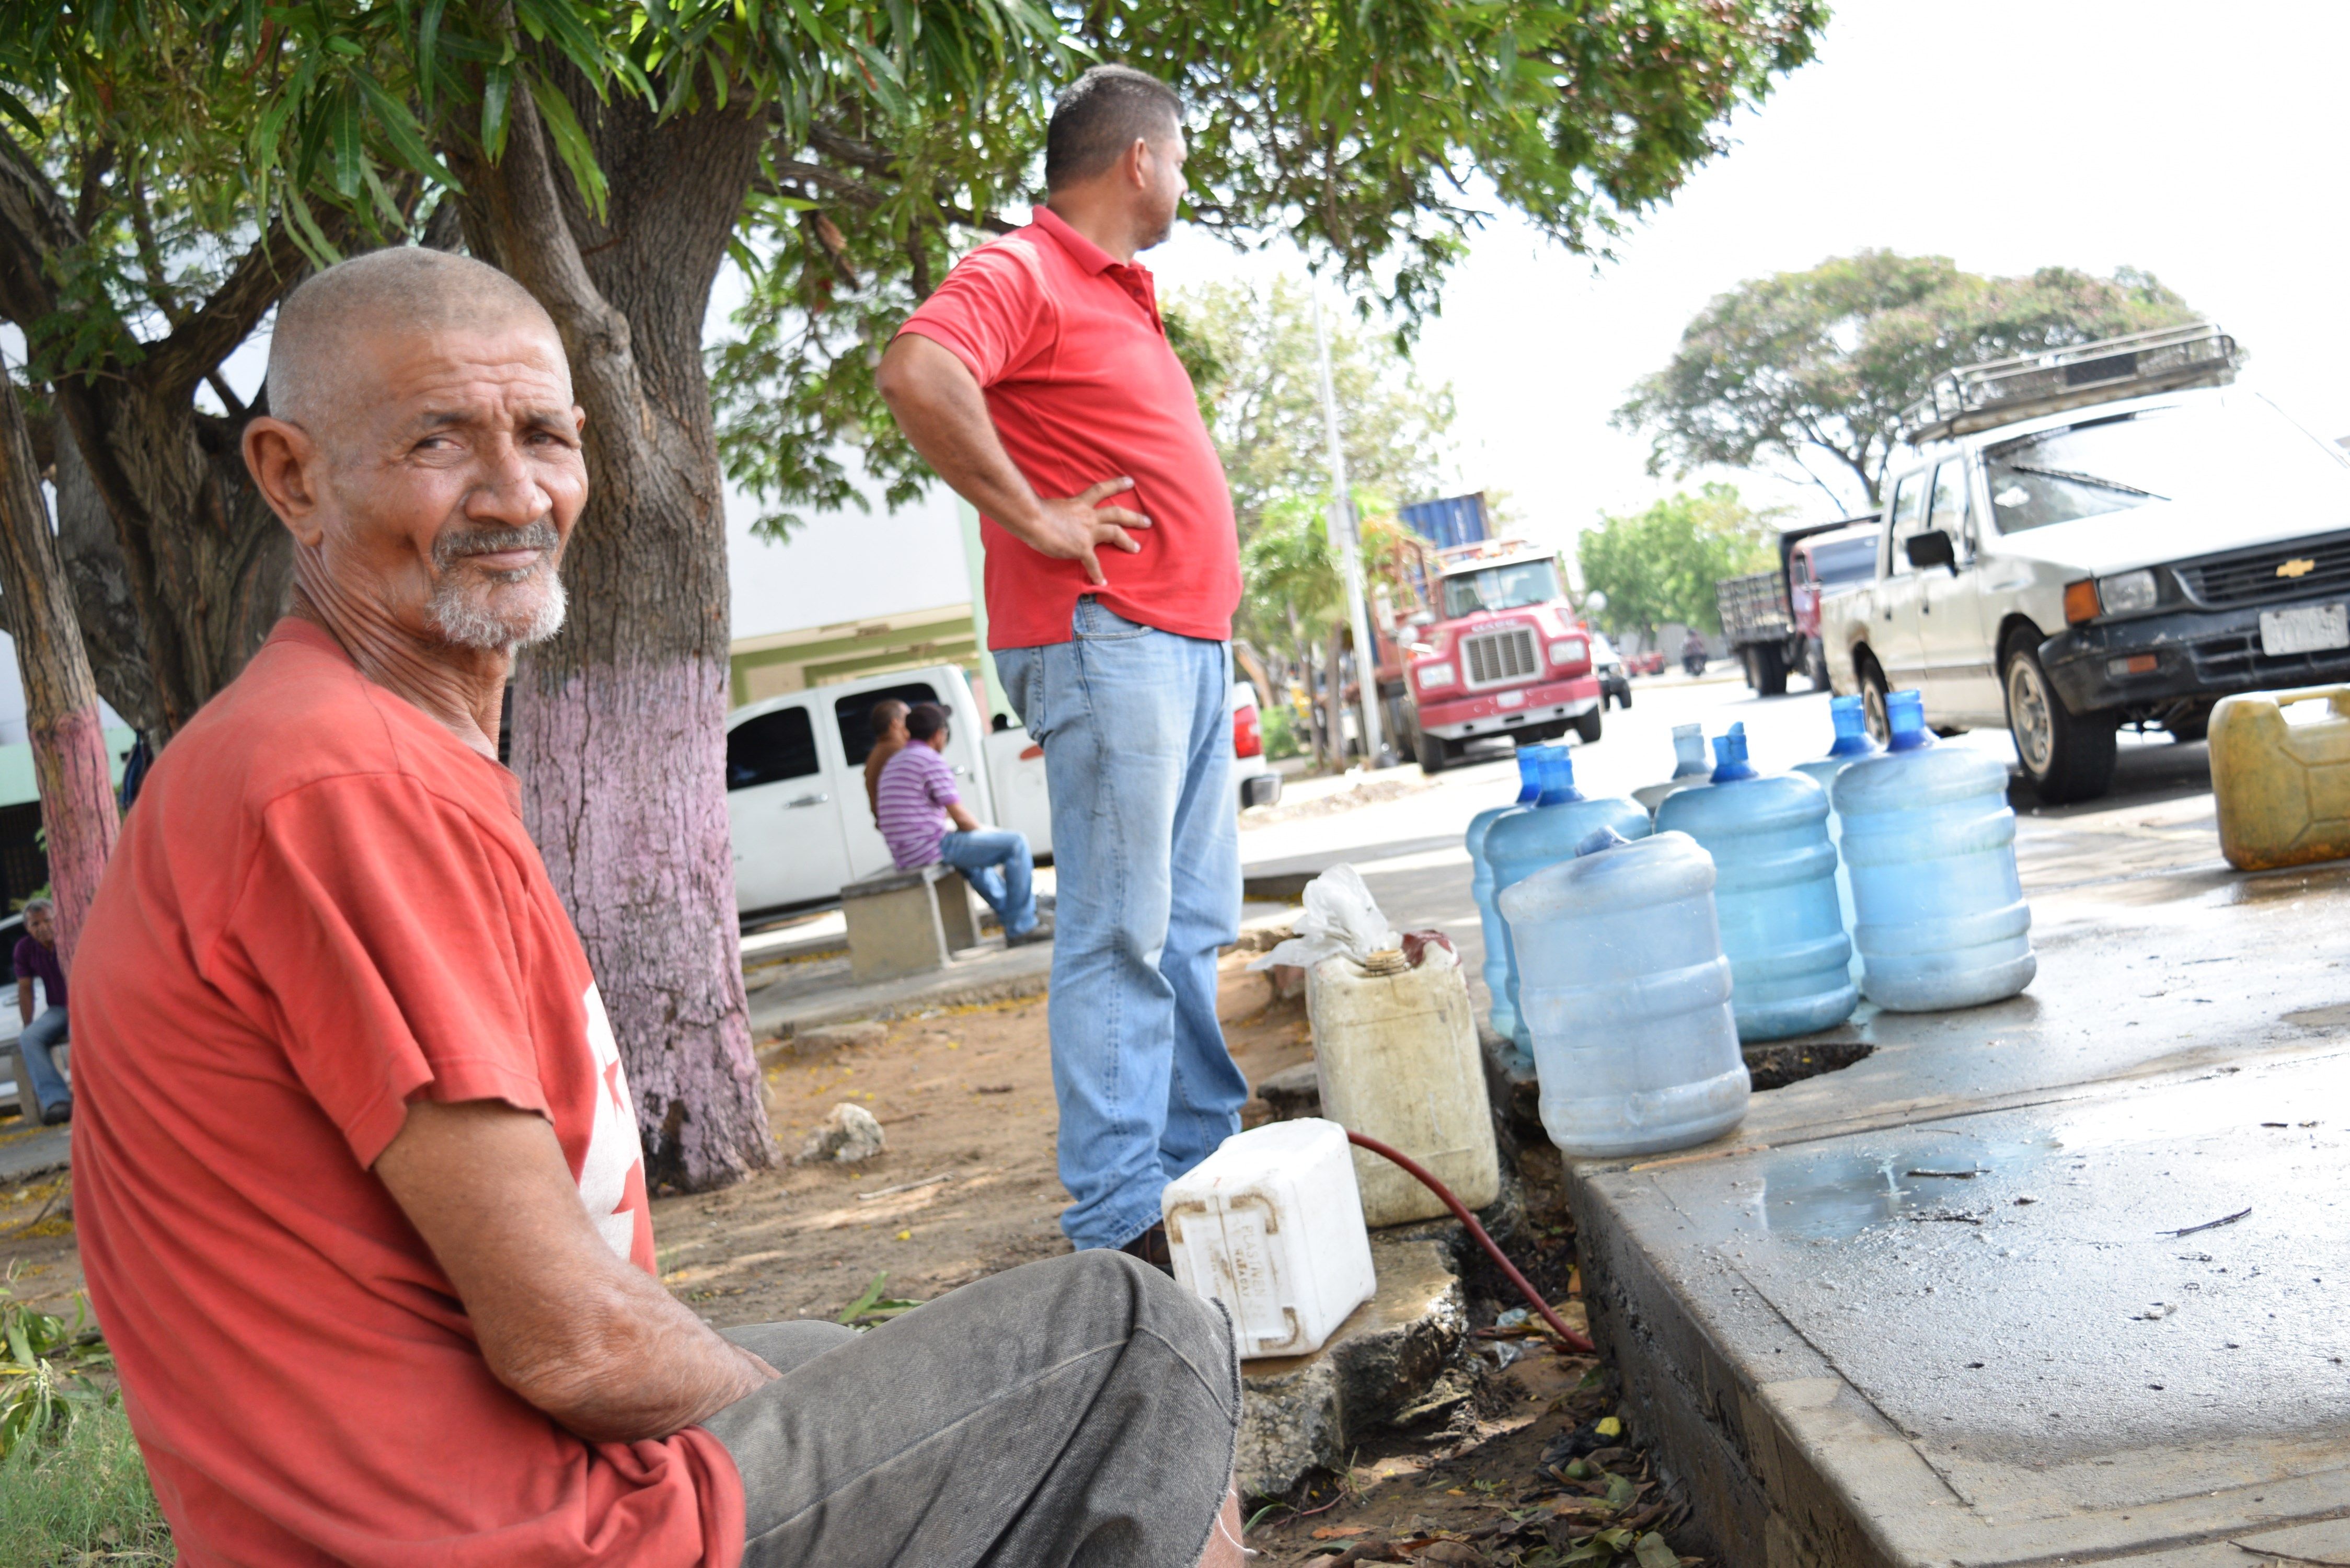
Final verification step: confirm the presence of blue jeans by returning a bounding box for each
[938,828,1039,937]
[995,598,1247,1251]
[17,1006,69,1114]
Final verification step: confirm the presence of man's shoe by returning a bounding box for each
[39,1098,71,1127]
[1118,1223,1173,1275]
[1005,920,1054,948]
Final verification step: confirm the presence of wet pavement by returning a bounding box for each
[1564,778,2350,1564]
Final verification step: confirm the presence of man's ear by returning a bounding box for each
[242,416,328,546]
[1124,135,1153,190]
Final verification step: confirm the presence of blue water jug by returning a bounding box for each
[1791,695,1880,982]
[1632,722,1712,816]
[1654,723,1856,1041]
[1484,750,1651,1058]
[1498,827,1749,1157]
[1833,690,2035,1010]
[1468,745,1551,1041]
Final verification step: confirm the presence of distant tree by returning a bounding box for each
[1576,484,1779,642]
[1174,276,1454,538]
[1241,495,1418,767]
[1615,252,2203,510]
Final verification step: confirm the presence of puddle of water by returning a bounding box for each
[1749,1137,2058,1241]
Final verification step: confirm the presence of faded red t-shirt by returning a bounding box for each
[896,206,1241,649]
[72,618,743,1568]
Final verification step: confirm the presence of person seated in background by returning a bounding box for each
[13,897,72,1125]
[877,702,1048,946]
[862,698,910,824]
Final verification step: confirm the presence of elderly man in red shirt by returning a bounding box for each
[72,244,1242,1568]
[878,65,1247,1265]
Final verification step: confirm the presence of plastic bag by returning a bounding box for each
[1249,864,1398,971]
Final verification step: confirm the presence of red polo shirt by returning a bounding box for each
[896,207,1240,649]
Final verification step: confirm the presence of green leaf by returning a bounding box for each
[480,65,513,159]
[357,73,454,188]
[1602,1472,1637,1512]
[525,72,609,217]
[835,1273,892,1325]
[1633,1532,1679,1568]
[417,0,446,109]
[0,85,40,139]
[328,82,364,198]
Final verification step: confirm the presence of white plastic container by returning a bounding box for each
[1163,1119,1378,1359]
[1307,943,1501,1228]
[1497,828,1749,1158]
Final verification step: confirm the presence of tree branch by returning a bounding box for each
[0,133,79,330]
[145,220,321,400]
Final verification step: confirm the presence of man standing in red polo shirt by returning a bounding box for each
[879,65,1246,1263]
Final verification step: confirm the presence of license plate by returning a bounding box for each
[2260,604,2350,656]
[1495,690,1525,709]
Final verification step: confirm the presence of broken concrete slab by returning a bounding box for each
[1565,850,2350,1567]
[1237,1232,1468,1497]
[0,1120,70,1183]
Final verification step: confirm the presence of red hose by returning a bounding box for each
[1343,1128,1596,1354]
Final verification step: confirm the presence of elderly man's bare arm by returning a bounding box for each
[876,332,1151,586]
[375,1100,776,1442]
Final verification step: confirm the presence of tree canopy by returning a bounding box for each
[1576,483,1778,641]
[711,0,1829,535]
[1614,252,2203,509]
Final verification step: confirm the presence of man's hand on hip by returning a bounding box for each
[1028,477,1150,586]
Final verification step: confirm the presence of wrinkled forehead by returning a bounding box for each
[342,320,578,436]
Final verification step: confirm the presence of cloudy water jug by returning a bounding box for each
[1468,746,1551,1041]
[1832,690,2035,1010]
[1791,695,1880,983]
[1162,1118,1378,1358]
[1632,723,1712,815]
[1484,750,1651,1057]
[1307,940,1501,1228]
[1654,724,1856,1041]
[1498,828,1748,1158]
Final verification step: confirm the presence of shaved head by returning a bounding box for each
[267,247,563,429]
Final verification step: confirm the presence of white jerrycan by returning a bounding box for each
[1162,1119,1378,1359]
[1306,943,1501,1227]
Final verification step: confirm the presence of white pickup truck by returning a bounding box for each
[1824,323,2350,802]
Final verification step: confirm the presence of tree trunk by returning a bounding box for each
[0,374,121,966]
[1323,625,1349,768]
[454,76,773,1192]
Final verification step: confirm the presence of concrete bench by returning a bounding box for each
[0,1041,66,1120]
[840,864,983,983]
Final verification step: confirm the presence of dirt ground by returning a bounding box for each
[0,953,1701,1564]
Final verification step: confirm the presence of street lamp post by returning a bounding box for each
[1311,286,1387,769]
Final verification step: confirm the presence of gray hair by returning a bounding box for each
[21,896,54,918]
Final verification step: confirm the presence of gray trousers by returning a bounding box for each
[706,1250,1238,1568]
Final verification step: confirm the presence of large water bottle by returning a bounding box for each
[1791,695,1881,983]
[1833,690,2035,1010]
[1467,746,1550,1041]
[1499,827,1749,1157]
[1485,750,1651,1059]
[1654,723,1856,1041]
[1632,722,1713,815]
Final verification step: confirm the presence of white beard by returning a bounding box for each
[426,564,568,652]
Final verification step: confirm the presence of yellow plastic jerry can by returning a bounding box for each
[2208,685,2350,871]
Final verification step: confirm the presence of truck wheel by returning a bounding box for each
[1752,642,1790,697]
[1416,732,1449,775]
[1575,708,1604,745]
[1806,639,1832,691]
[1858,652,1892,744]
[2002,631,2116,803]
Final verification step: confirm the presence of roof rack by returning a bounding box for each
[1900,322,2238,444]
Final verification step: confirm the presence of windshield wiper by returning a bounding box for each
[2002,463,2168,502]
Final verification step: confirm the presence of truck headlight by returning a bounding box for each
[2096,569,2158,615]
[1415,661,1456,692]
[1547,639,1587,668]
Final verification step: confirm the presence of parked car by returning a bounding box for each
[1823,321,2350,802]
[1623,649,1666,677]
[1232,681,1283,809]
[725,664,1049,915]
[1588,632,1632,709]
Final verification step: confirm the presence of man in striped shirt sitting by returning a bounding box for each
[875,703,1046,946]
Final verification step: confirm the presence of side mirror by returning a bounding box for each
[1905,529,1959,574]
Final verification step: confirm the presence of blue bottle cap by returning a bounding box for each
[1537,747,1586,806]
[1885,689,1933,751]
[1710,722,1757,782]
[1513,744,1546,803]
[1827,694,1877,758]
[1576,825,1631,857]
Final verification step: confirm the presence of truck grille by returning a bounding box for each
[2175,534,2350,608]
[1461,627,1540,689]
